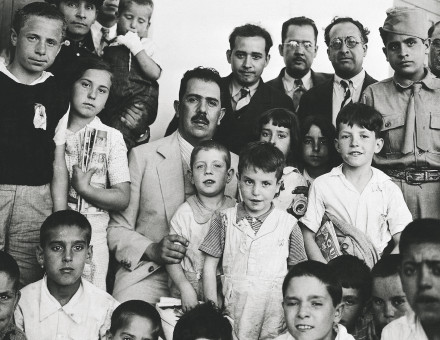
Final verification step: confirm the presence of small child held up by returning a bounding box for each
[300,103,412,264]
[0,251,27,340]
[14,210,119,340]
[58,57,130,290]
[200,142,307,340]
[166,141,236,312]
[300,115,340,184]
[258,108,309,218]
[101,0,161,149]
[276,260,354,340]
[107,300,163,340]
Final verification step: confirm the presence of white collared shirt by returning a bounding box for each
[0,60,52,85]
[299,164,412,253]
[381,310,428,340]
[282,69,312,97]
[177,131,194,167]
[230,78,259,110]
[14,276,119,340]
[90,20,117,53]
[332,69,366,126]
[273,324,355,340]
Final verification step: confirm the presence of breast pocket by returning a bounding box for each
[381,114,406,155]
[429,113,440,154]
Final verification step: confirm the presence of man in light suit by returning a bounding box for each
[107,67,238,303]
[267,16,332,111]
[297,17,377,126]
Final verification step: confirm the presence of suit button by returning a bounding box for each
[126,262,131,268]
[148,266,154,273]
[385,122,391,128]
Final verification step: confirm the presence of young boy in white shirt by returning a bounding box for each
[14,210,119,340]
[300,103,412,262]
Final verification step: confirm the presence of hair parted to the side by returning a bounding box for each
[0,250,20,291]
[282,260,342,307]
[119,0,154,16]
[178,66,223,102]
[256,108,301,168]
[328,255,372,304]
[229,24,273,55]
[45,0,104,10]
[399,219,440,256]
[281,16,318,43]
[40,210,92,247]
[238,141,285,181]
[190,140,231,170]
[173,301,233,340]
[324,17,370,46]
[13,2,66,37]
[336,103,384,137]
[109,300,162,339]
[371,254,401,279]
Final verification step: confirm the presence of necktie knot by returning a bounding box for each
[340,80,350,91]
[412,82,422,94]
[294,79,303,87]
[239,87,250,99]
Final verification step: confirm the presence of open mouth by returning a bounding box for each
[349,151,362,156]
[203,179,215,185]
[296,324,313,331]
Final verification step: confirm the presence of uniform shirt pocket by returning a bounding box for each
[381,114,406,155]
[429,113,440,153]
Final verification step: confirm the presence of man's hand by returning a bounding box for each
[147,234,189,265]
[71,165,96,195]
[121,102,147,135]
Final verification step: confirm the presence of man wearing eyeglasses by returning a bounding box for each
[267,17,331,112]
[428,21,440,78]
[297,17,376,126]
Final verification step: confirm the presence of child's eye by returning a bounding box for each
[319,138,328,145]
[260,131,269,138]
[67,1,78,8]
[81,81,91,88]
[124,14,133,19]
[406,39,417,47]
[278,133,287,139]
[0,294,11,301]
[361,134,369,139]
[372,298,384,306]
[432,264,440,276]
[403,265,416,276]
[244,179,253,185]
[262,181,270,187]
[85,4,95,10]
[138,19,145,24]
[303,138,312,145]
[392,297,406,307]
[73,245,84,251]
[98,88,108,94]
[27,35,37,42]
[51,245,63,251]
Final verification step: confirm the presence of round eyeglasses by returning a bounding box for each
[329,36,362,50]
[283,40,314,51]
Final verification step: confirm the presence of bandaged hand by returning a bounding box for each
[116,31,143,55]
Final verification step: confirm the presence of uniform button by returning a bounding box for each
[385,122,391,128]
[148,266,154,272]
[341,243,348,250]
[76,53,80,56]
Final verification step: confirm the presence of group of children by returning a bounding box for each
[1,0,440,339]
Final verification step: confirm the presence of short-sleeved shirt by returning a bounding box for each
[300,165,412,253]
[200,202,307,265]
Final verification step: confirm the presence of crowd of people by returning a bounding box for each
[1,0,440,339]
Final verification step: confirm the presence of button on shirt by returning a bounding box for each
[230,79,259,111]
[333,69,366,126]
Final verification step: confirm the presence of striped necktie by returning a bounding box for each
[340,80,352,110]
[235,87,250,111]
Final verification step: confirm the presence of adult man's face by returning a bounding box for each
[59,0,97,40]
[175,78,225,146]
[429,25,440,77]
[327,22,367,79]
[279,24,317,79]
[227,36,270,87]
[400,243,440,327]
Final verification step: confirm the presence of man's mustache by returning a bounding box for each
[191,113,209,125]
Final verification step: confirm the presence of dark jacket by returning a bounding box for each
[267,68,332,92]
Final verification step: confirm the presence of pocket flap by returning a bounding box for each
[382,114,405,131]
[430,113,440,130]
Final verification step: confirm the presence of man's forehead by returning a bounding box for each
[184,78,221,97]
[286,24,315,39]
[233,35,266,51]
[330,21,362,38]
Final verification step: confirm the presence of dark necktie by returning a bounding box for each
[292,78,306,111]
[98,27,110,56]
[235,87,250,111]
[340,80,352,110]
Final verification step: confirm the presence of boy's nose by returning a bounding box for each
[312,141,321,152]
[35,41,46,55]
[63,249,73,262]
[384,302,395,318]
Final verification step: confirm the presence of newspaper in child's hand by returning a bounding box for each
[77,128,108,214]
[315,218,342,262]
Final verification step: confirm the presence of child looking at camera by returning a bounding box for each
[166,141,236,312]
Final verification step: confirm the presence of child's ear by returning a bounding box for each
[334,302,344,324]
[86,245,93,265]
[10,28,18,47]
[13,290,21,310]
[188,169,194,185]
[334,138,341,154]
[36,245,44,268]
[374,137,384,154]
[226,168,235,184]
[106,330,113,340]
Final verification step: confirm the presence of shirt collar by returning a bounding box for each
[66,116,101,135]
[230,77,260,99]
[177,131,194,166]
[406,309,429,338]
[235,201,274,223]
[334,69,366,90]
[40,276,86,324]
[393,68,440,90]
[283,69,312,91]
[91,21,117,38]
[0,60,52,85]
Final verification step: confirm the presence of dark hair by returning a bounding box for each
[399,219,440,256]
[428,21,440,38]
[371,254,401,279]
[238,141,285,181]
[119,0,154,16]
[178,67,222,102]
[324,17,370,46]
[336,103,384,137]
[281,16,318,43]
[173,302,233,340]
[328,255,372,305]
[190,140,231,169]
[13,2,66,37]
[300,115,340,171]
[47,0,104,10]
[282,260,342,307]
[110,300,162,339]
[229,24,273,55]
[70,56,113,86]
[40,210,92,247]
[256,108,301,168]
[0,250,20,291]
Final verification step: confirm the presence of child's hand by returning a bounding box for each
[116,31,143,55]
[71,165,97,195]
[181,284,199,312]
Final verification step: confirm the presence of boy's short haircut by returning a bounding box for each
[371,254,401,279]
[109,300,162,338]
[281,16,318,43]
[0,250,20,291]
[282,260,342,307]
[13,2,66,37]
[40,210,92,247]
[190,140,231,170]
[328,255,372,304]
[428,21,440,38]
[229,24,273,55]
[238,141,285,181]
[399,219,440,256]
[336,102,384,137]
[173,302,233,340]
[119,0,154,17]
[46,0,104,10]
[178,67,223,102]
[70,56,113,87]
[324,17,370,46]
